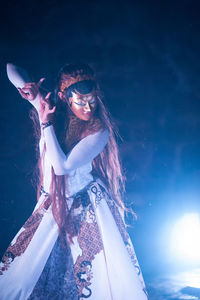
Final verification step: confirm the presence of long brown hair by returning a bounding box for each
[31,63,125,243]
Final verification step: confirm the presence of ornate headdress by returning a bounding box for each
[60,69,95,93]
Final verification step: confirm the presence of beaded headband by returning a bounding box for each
[60,73,95,93]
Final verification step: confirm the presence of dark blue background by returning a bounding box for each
[1,1,200,298]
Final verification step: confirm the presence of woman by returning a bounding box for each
[0,63,148,299]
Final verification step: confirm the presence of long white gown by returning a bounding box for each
[0,125,148,300]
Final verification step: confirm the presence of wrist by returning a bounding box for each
[41,121,53,130]
[27,93,41,111]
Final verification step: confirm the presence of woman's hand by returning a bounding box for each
[39,92,56,124]
[17,78,45,101]
[17,78,56,123]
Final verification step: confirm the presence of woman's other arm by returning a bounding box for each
[43,126,109,175]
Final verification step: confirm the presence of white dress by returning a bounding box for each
[0,125,148,300]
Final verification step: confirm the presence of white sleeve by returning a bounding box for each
[6,63,43,118]
[29,94,43,113]
[43,126,109,175]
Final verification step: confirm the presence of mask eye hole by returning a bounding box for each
[74,101,85,106]
[74,96,97,107]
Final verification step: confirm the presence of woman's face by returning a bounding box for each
[69,90,97,121]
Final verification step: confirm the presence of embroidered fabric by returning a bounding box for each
[0,181,148,300]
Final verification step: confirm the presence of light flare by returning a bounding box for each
[170,213,200,263]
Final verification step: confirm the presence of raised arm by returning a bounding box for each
[17,80,45,119]
[6,64,109,174]
[44,126,109,175]
[6,63,45,120]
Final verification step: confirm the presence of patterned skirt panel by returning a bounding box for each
[0,180,148,300]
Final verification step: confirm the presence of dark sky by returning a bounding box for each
[1,0,200,281]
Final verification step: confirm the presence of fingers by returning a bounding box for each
[22,83,38,95]
[22,83,37,88]
[43,103,56,113]
[40,92,51,104]
[18,88,33,100]
[37,78,45,88]
[38,99,56,123]
[19,87,36,93]
[18,88,37,101]
[40,93,56,112]
[18,88,27,99]
[17,78,45,102]
[45,91,52,101]
[49,106,56,113]
[19,78,45,95]
[22,79,44,90]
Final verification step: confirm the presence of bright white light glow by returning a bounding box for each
[170,213,200,263]
[170,269,200,290]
